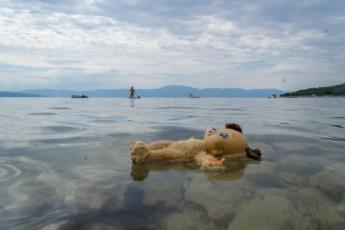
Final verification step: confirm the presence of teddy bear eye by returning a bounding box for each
[208,128,217,134]
[219,133,229,139]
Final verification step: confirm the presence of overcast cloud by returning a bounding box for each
[0,0,344,90]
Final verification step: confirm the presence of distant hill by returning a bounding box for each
[0,91,40,97]
[138,85,284,97]
[281,83,345,97]
[19,89,82,97]
[18,85,284,98]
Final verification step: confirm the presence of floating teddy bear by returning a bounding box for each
[130,123,261,170]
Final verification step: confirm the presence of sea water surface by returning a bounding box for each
[0,98,344,229]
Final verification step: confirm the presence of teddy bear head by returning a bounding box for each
[203,128,247,155]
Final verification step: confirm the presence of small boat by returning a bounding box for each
[71,95,88,98]
[189,93,200,98]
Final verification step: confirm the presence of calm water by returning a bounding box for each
[0,98,344,230]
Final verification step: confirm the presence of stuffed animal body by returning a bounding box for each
[131,127,250,169]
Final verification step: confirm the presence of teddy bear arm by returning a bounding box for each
[194,152,225,169]
[145,148,184,162]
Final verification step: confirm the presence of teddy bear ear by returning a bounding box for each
[225,123,243,133]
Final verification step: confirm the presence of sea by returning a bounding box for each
[0,97,344,230]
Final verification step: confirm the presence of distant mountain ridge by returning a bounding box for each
[0,85,284,97]
[281,83,345,97]
[0,91,40,97]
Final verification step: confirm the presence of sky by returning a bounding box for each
[0,0,344,91]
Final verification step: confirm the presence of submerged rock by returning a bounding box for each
[310,163,345,203]
[184,175,252,221]
[228,194,314,230]
[296,188,345,229]
[245,173,284,188]
[244,161,276,175]
[141,172,187,207]
[337,195,345,218]
[276,155,322,188]
[159,209,217,230]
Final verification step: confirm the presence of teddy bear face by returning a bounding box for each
[203,128,247,155]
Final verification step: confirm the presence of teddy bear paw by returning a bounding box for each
[131,141,149,164]
[130,139,142,152]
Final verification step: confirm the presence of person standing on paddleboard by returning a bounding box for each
[129,86,136,99]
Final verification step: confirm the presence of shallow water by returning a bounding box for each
[0,98,344,230]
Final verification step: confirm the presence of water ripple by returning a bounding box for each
[49,107,71,110]
[29,112,57,116]
[214,108,245,111]
[92,119,118,123]
[0,157,52,184]
[330,116,345,119]
[329,124,345,129]
[168,115,196,121]
[320,136,345,142]
[33,136,98,145]
[0,163,21,182]
[155,106,201,110]
[41,126,82,134]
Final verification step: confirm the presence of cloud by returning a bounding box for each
[0,0,344,91]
